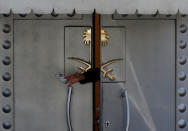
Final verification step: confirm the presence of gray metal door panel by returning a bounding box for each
[65,26,91,75]
[14,17,92,131]
[65,26,93,131]
[125,20,175,131]
[102,83,126,131]
[101,27,126,82]
[101,15,175,131]
[14,20,67,131]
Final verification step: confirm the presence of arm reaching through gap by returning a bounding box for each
[64,68,100,86]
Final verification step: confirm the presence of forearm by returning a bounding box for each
[79,68,100,84]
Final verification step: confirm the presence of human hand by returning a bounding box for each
[64,73,84,86]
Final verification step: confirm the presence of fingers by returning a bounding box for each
[64,73,80,86]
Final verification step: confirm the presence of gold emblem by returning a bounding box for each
[69,28,121,80]
[101,29,109,46]
[83,28,92,45]
[82,28,109,46]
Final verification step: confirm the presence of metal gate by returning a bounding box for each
[0,13,188,131]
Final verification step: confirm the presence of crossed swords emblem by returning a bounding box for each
[69,28,122,80]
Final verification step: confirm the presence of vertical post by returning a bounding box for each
[92,12,101,131]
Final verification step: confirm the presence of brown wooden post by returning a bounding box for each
[92,12,101,131]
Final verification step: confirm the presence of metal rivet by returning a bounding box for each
[180,24,187,33]
[179,40,187,49]
[178,119,186,128]
[2,72,11,81]
[2,24,11,33]
[2,104,11,113]
[2,56,11,65]
[2,88,11,97]
[178,72,186,81]
[178,104,186,112]
[178,88,186,96]
[2,40,11,49]
[2,120,11,129]
[179,56,187,65]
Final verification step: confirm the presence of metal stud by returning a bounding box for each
[2,72,11,81]
[178,87,186,96]
[2,104,11,113]
[1,40,11,49]
[2,56,11,65]
[2,120,11,129]
[178,119,186,128]
[178,103,186,112]
[179,40,187,49]
[2,24,11,33]
[180,24,187,33]
[179,56,187,65]
[2,88,11,97]
[178,72,186,81]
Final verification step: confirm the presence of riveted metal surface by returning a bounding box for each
[0,14,13,131]
[101,15,175,131]
[1,13,187,131]
[14,15,92,131]
[176,15,188,131]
